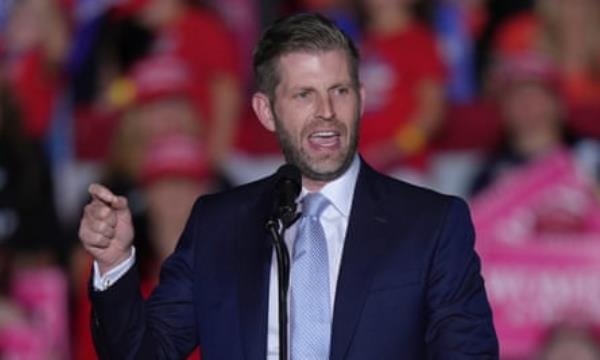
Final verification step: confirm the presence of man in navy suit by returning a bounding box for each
[79,13,498,359]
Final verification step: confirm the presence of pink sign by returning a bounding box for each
[470,149,600,359]
[0,267,70,360]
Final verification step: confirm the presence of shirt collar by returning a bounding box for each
[300,155,360,218]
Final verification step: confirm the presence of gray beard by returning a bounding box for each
[273,114,359,182]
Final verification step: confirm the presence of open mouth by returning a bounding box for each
[308,130,341,149]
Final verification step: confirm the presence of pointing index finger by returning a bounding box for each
[88,183,118,206]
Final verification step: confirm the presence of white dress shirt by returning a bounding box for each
[93,156,361,360]
[267,156,360,359]
[93,247,136,291]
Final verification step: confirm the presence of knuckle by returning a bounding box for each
[94,233,107,246]
[96,221,107,233]
[104,227,116,238]
[99,206,111,218]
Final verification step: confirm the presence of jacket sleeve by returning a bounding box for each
[90,199,203,359]
[425,198,499,359]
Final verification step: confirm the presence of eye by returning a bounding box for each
[294,90,311,99]
[334,86,350,96]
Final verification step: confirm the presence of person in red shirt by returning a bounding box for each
[356,0,446,183]
[118,0,242,169]
[3,0,70,140]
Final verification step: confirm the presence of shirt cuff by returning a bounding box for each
[92,247,136,291]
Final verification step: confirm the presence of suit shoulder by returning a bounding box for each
[378,171,459,202]
[370,169,469,218]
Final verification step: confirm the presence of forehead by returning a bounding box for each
[274,50,353,89]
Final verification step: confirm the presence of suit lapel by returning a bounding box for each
[236,178,276,360]
[330,163,390,360]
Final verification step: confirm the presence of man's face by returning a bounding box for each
[257,50,364,183]
[502,82,560,135]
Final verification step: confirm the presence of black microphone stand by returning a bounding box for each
[266,211,299,360]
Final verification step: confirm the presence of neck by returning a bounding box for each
[303,177,329,192]
[299,154,359,192]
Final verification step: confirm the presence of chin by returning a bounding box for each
[303,158,351,181]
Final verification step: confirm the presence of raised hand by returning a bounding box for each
[79,183,134,275]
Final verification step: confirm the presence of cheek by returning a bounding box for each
[505,87,552,114]
[334,96,357,115]
[333,96,361,128]
[275,103,309,137]
[504,96,528,120]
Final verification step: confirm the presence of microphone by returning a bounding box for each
[272,164,302,229]
[267,164,301,360]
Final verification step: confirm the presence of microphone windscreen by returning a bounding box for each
[275,164,301,194]
[272,164,301,227]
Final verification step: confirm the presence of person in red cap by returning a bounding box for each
[73,133,212,360]
[140,134,214,268]
[71,53,211,360]
[105,53,203,187]
[470,53,576,195]
[492,0,600,107]
[115,0,242,169]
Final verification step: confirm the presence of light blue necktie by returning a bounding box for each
[290,192,331,359]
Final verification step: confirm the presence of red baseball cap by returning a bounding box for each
[109,54,193,108]
[133,54,193,104]
[489,52,562,96]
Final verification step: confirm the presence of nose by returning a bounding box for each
[316,93,335,120]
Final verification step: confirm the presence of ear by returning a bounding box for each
[252,92,276,132]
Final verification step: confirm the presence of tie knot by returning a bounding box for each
[301,192,330,218]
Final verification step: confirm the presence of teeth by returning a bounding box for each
[312,131,337,138]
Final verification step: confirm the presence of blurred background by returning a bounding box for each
[0,0,599,359]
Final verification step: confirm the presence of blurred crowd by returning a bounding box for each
[0,0,599,359]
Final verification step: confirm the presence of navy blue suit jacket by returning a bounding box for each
[91,161,498,359]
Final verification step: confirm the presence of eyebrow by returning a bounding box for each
[291,86,314,92]
[289,82,352,93]
[328,82,352,90]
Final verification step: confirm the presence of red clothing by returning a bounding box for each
[8,49,61,139]
[359,22,445,170]
[493,12,600,105]
[154,9,238,125]
[234,106,280,155]
[493,12,539,57]
[74,9,238,161]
